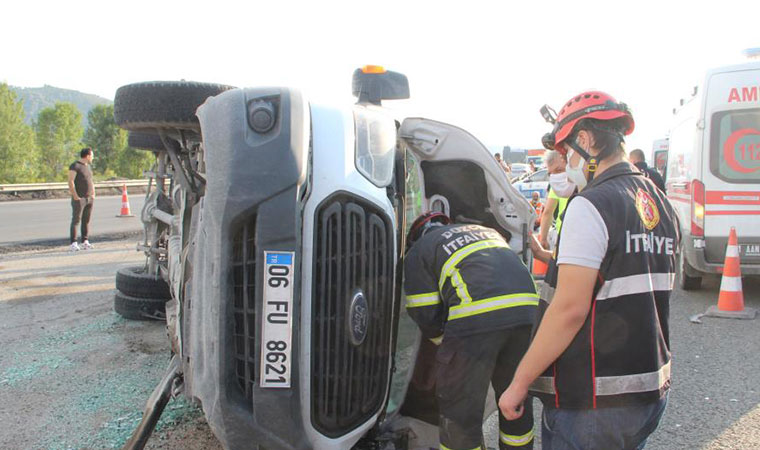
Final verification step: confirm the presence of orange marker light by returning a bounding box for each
[361,65,386,74]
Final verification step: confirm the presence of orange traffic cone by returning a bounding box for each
[116,184,134,217]
[704,227,755,319]
[532,257,547,277]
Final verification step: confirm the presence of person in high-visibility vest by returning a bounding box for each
[404,212,538,449]
[538,150,570,250]
[529,192,543,230]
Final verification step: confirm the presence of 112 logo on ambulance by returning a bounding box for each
[723,128,760,174]
[723,86,760,174]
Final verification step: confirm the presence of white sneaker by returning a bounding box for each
[69,242,80,252]
[81,241,94,250]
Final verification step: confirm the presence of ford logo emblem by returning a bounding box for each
[348,290,369,346]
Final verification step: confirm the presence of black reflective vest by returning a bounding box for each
[529,162,680,409]
[403,224,538,339]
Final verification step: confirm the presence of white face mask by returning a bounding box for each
[549,172,576,197]
[565,148,588,191]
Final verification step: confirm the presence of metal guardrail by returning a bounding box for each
[0,179,149,193]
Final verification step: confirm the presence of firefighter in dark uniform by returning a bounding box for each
[499,91,680,449]
[404,212,538,449]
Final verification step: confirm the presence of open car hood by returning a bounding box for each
[399,117,535,254]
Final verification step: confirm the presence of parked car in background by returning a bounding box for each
[509,163,530,180]
[512,168,549,200]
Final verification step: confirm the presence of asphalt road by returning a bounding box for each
[0,195,145,246]
[1,241,759,449]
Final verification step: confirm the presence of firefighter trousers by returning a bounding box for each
[435,326,534,449]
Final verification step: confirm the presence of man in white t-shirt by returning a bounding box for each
[499,91,679,449]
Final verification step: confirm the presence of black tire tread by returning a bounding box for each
[115,266,171,299]
[128,131,168,152]
[679,252,702,291]
[680,273,702,290]
[114,81,235,132]
[114,290,167,321]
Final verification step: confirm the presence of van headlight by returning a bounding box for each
[354,106,396,187]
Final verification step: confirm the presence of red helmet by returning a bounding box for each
[542,91,635,154]
[407,212,451,249]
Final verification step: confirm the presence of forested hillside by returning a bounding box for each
[0,83,153,184]
[10,85,112,128]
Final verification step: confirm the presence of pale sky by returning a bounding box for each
[3,0,758,157]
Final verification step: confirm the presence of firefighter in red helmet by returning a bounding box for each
[404,212,538,449]
[500,91,680,449]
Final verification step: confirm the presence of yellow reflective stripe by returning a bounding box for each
[439,239,510,289]
[451,268,473,304]
[429,335,443,345]
[440,445,481,450]
[405,292,440,308]
[500,429,534,446]
[448,293,539,320]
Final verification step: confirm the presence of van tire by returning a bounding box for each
[128,131,172,152]
[678,252,702,291]
[115,266,171,299]
[114,81,235,132]
[114,290,167,321]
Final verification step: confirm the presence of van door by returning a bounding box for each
[702,67,760,265]
[394,117,532,435]
[398,117,535,254]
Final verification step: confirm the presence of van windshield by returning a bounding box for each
[710,109,760,183]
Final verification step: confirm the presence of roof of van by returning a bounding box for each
[705,59,760,76]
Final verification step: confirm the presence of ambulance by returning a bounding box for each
[652,138,669,178]
[666,58,760,289]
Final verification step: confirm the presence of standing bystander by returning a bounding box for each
[629,148,666,192]
[538,150,570,250]
[529,191,543,231]
[67,148,95,251]
[494,152,512,179]
[499,91,679,449]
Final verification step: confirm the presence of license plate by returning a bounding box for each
[260,251,295,388]
[741,244,760,257]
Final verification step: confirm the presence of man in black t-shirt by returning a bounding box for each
[67,148,95,251]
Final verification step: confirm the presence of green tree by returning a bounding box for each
[0,83,37,183]
[116,146,155,179]
[83,104,122,174]
[83,104,153,179]
[35,102,83,181]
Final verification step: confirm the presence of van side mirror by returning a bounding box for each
[352,66,410,105]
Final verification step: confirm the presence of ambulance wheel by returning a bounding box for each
[678,252,702,291]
